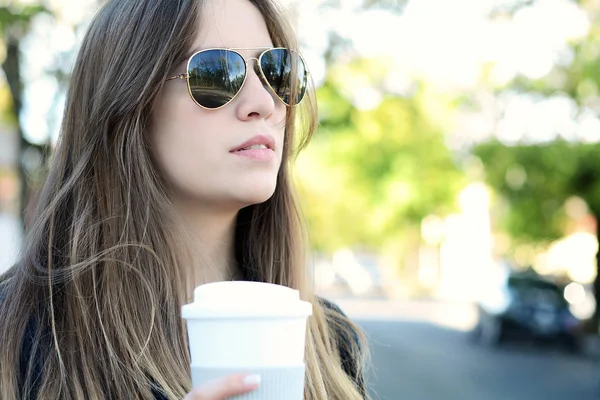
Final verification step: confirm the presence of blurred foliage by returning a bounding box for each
[297,58,465,252]
[473,1,600,243]
[501,0,600,103]
[0,3,47,33]
[474,140,600,244]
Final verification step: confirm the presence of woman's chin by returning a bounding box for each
[237,186,277,207]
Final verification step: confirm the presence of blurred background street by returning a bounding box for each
[2,0,600,399]
[335,297,599,400]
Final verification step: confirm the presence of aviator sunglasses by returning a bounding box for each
[166,47,308,110]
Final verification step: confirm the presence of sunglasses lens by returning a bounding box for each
[260,48,307,106]
[188,50,246,109]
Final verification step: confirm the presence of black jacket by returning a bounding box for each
[318,297,366,397]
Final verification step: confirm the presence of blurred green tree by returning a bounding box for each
[474,139,600,324]
[297,58,465,259]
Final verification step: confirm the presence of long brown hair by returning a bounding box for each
[0,0,369,399]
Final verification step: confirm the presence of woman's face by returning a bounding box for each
[150,0,286,211]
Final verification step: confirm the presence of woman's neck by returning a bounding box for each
[172,198,240,286]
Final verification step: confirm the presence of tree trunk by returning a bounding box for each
[1,37,26,223]
[2,35,47,230]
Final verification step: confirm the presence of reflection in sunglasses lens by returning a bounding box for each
[188,50,246,109]
[261,49,307,106]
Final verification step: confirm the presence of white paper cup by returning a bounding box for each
[181,281,313,400]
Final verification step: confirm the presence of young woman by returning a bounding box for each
[0,0,369,399]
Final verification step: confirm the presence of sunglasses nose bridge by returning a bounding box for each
[244,57,267,83]
[245,57,260,73]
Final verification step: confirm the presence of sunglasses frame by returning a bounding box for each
[166,46,309,110]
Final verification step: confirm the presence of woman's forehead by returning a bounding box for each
[195,0,273,50]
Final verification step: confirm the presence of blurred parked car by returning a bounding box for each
[470,269,585,352]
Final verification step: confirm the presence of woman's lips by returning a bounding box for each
[231,148,275,161]
[231,134,275,152]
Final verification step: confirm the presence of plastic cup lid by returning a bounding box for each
[181,281,313,319]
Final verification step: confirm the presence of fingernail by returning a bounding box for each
[243,374,262,386]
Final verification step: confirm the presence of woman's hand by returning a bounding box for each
[184,374,261,400]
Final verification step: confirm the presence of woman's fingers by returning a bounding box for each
[184,374,261,400]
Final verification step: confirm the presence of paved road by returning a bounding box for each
[336,299,599,400]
